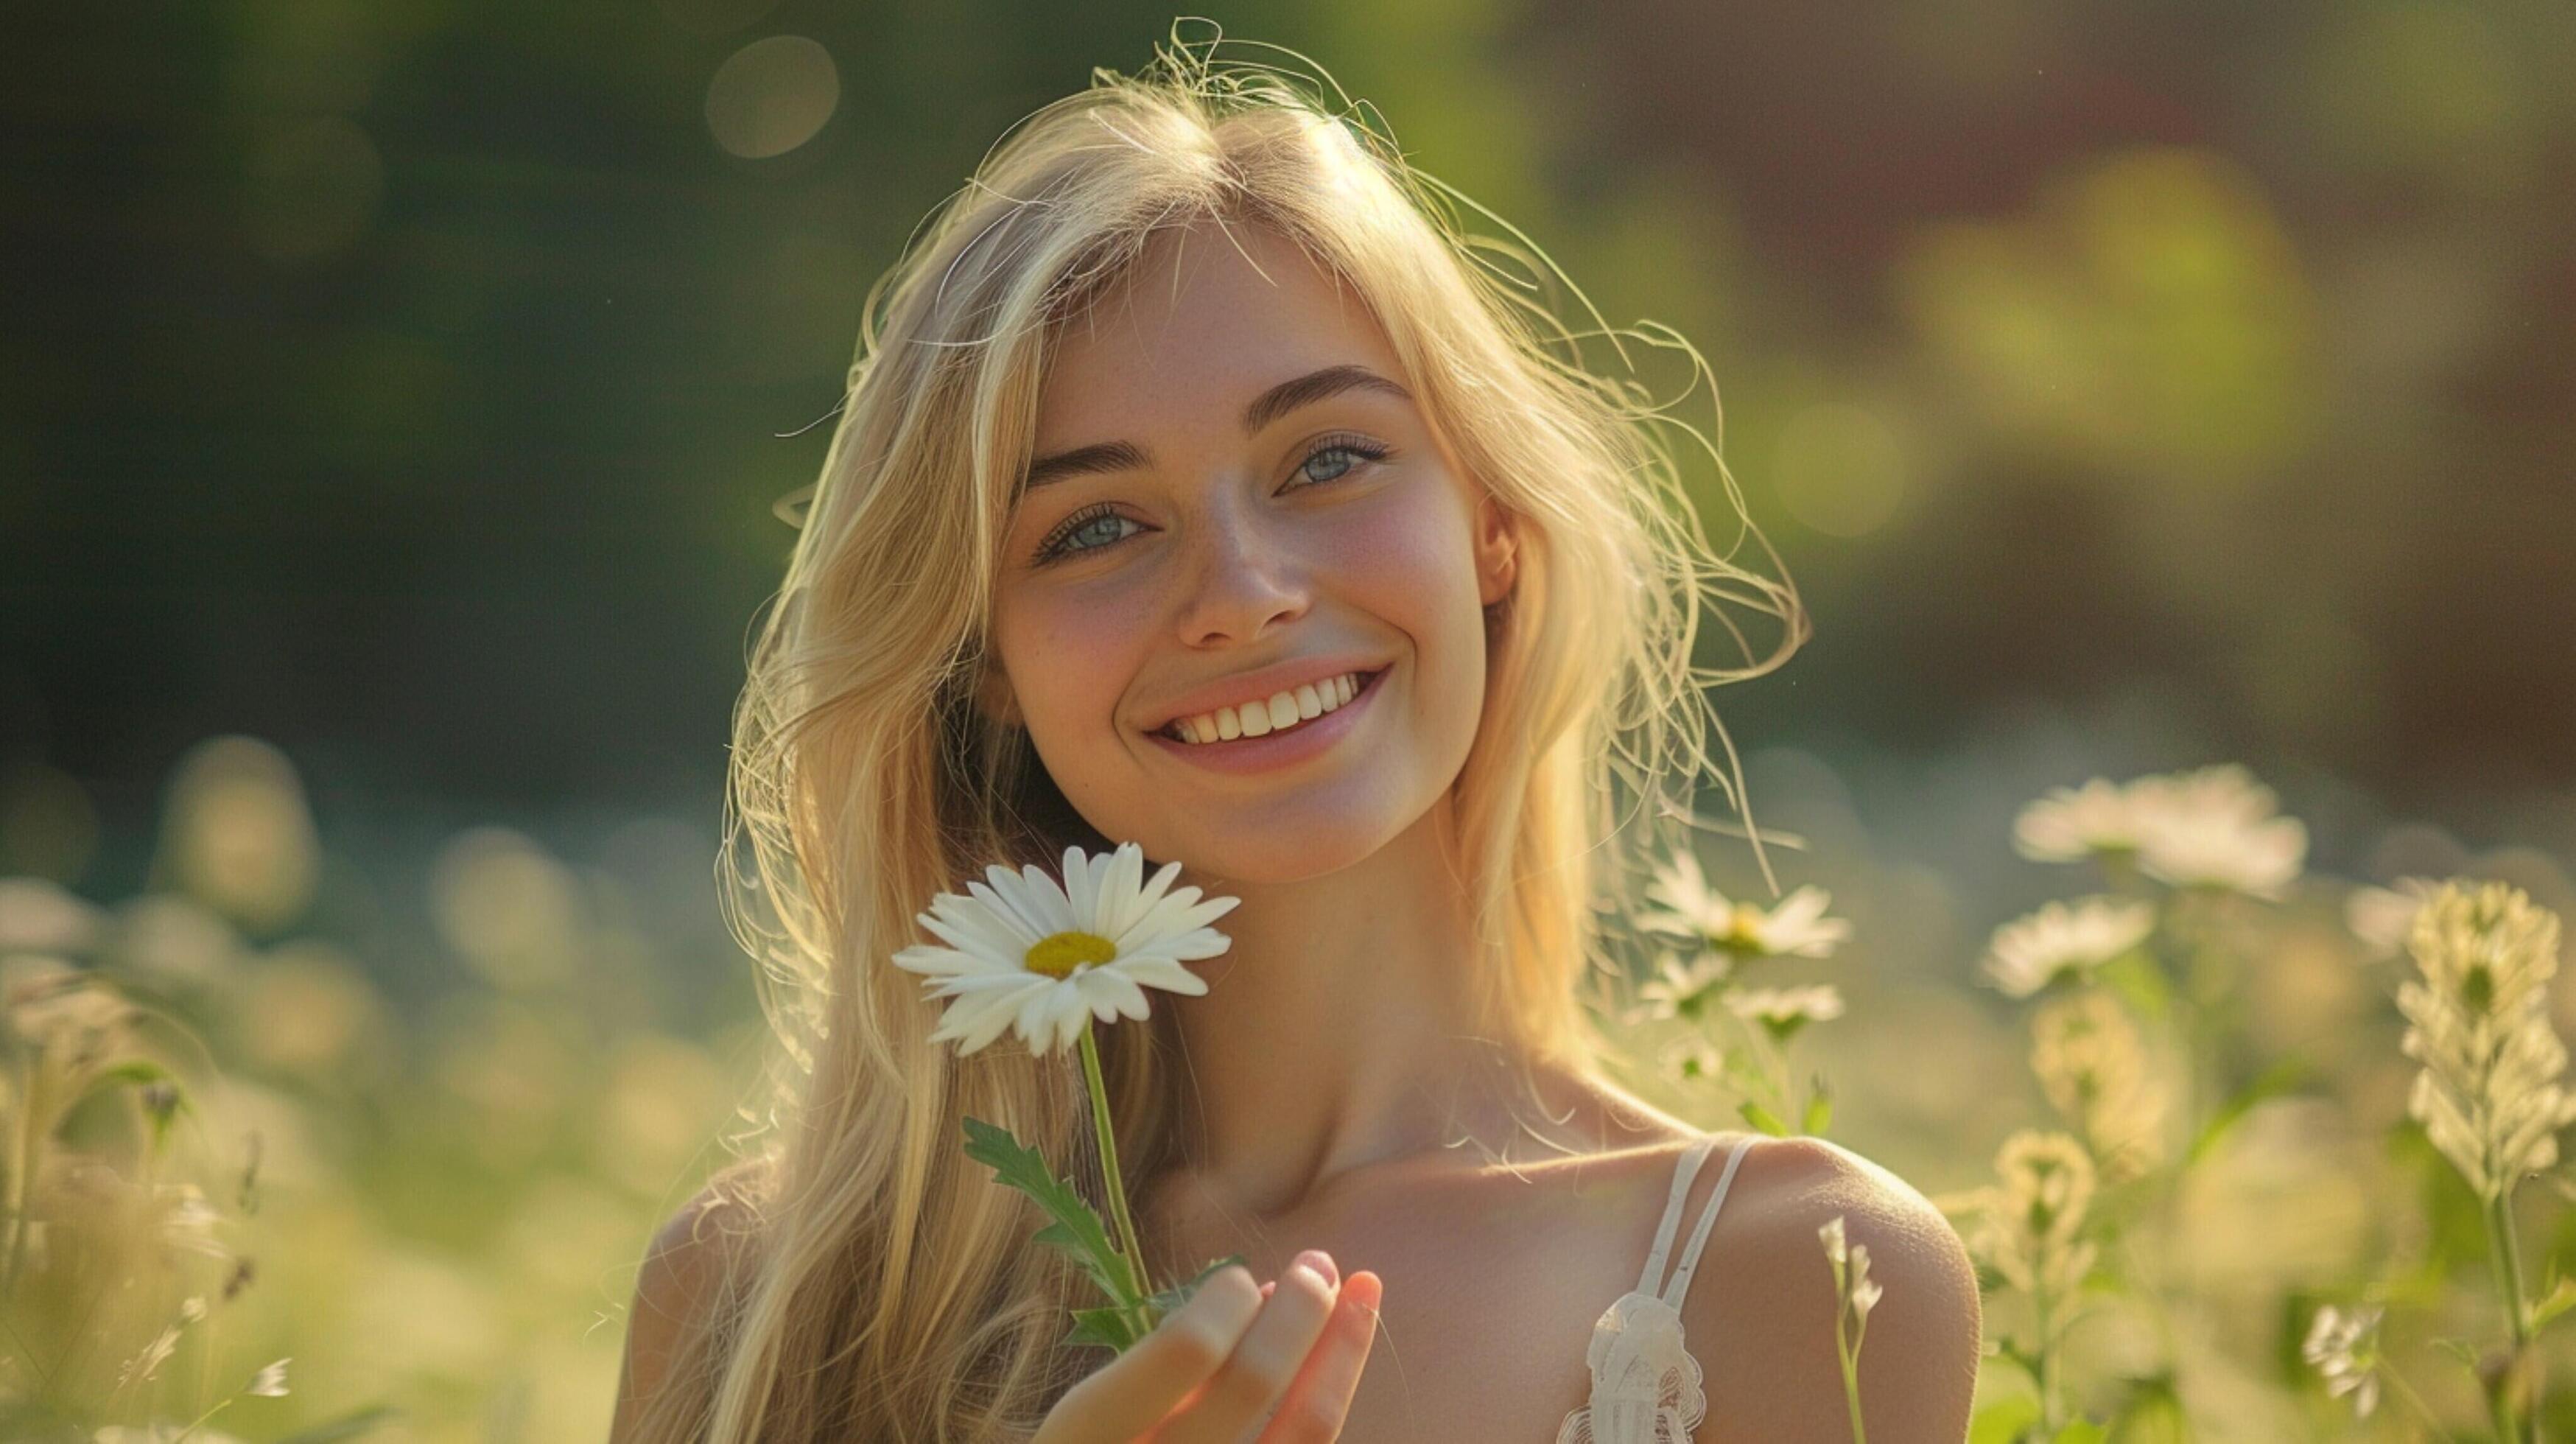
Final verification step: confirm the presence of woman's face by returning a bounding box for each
[983,221,1517,883]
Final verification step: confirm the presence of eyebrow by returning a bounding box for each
[1018,363,1414,496]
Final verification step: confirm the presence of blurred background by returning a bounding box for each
[4,1,2572,1439]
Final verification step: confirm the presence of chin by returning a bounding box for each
[1157,807,1411,887]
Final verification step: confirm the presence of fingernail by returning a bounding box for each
[1292,1249,1338,1288]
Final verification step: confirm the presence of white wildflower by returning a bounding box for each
[2396,880,2576,1202]
[1635,949,1734,1023]
[1636,849,1850,961]
[2014,778,2149,862]
[891,842,1238,1057]
[1955,1129,2098,1300]
[1724,984,1846,1043]
[243,1356,291,1397]
[2130,765,2307,898]
[2301,1303,2383,1418]
[1982,897,2154,998]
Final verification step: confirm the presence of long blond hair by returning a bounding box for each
[641,22,1805,1440]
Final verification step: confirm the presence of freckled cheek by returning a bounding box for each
[1319,497,1484,645]
[1003,592,1159,743]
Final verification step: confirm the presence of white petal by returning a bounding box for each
[978,867,1057,940]
[1111,955,1211,997]
[1014,981,1081,1057]
[922,888,1040,956]
[1078,967,1153,1022]
[1117,888,1240,954]
[1061,846,1098,929]
[948,990,1029,1054]
[959,880,1050,950]
[1053,995,1090,1056]
[891,944,990,977]
[1018,861,1078,934]
[928,985,1036,1054]
[1098,845,1155,936]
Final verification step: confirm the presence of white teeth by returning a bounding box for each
[1166,670,1369,746]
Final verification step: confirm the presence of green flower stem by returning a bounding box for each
[1832,1304,1869,1444]
[2032,1269,2058,1432]
[1076,1022,1153,1321]
[2487,1187,2540,1443]
[2382,1363,2458,1443]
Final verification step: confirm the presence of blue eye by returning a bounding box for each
[1295,437,1391,487]
[1029,433,1393,565]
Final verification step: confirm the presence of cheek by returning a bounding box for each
[997,589,1153,743]
[1329,486,1487,659]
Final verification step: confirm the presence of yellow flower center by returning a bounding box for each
[1024,930,1117,979]
[1715,902,1768,953]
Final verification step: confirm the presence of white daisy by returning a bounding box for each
[1636,849,1850,961]
[1981,896,2155,998]
[2015,766,2308,900]
[2012,778,2148,863]
[2130,766,2307,898]
[891,841,1239,1058]
[1725,984,1845,1041]
[1635,948,1734,1023]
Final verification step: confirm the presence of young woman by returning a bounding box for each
[612,29,1979,1443]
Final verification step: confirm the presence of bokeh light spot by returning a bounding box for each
[706,35,839,160]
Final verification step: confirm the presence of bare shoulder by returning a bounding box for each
[1687,1135,1982,1444]
[611,1168,769,1443]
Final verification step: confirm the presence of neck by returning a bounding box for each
[1154,801,1576,1220]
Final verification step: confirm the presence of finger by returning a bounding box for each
[1156,1251,1342,1444]
[1260,1280,1277,1300]
[1256,1269,1382,1443]
[1045,1265,1263,1443]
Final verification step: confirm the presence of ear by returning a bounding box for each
[1474,491,1520,609]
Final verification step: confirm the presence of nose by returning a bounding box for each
[1171,493,1310,648]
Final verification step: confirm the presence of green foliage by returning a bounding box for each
[961,1115,1143,1319]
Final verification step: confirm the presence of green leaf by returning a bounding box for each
[2533,1275,2576,1333]
[2429,1335,2481,1371]
[2182,1052,2312,1169]
[1146,1253,1249,1321]
[1738,1100,1790,1137]
[275,1406,404,1443]
[2048,1419,2107,1443]
[1063,1304,1147,1353]
[1802,1077,1833,1137]
[962,1115,1140,1311]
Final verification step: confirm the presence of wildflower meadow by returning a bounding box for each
[1,737,2569,1440]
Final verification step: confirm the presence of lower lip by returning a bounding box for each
[1144,667,1389,776]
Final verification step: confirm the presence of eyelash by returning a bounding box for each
[1031,433,1394,565]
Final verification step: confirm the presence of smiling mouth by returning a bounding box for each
[1154,667,1387,746]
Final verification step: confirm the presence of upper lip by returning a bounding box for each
[1143,656,1385,733]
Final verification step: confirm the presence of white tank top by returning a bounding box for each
[1555,1133,1758,1444]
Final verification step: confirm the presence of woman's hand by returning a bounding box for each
[1033,1250,1383,1443]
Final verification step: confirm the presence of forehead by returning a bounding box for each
[1033,222,1405,450]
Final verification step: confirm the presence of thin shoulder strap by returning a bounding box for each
[1633,1134,1722,1296]
[1659,1135,1758,1309]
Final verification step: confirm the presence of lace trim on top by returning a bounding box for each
[1554,1135,1757,1444]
